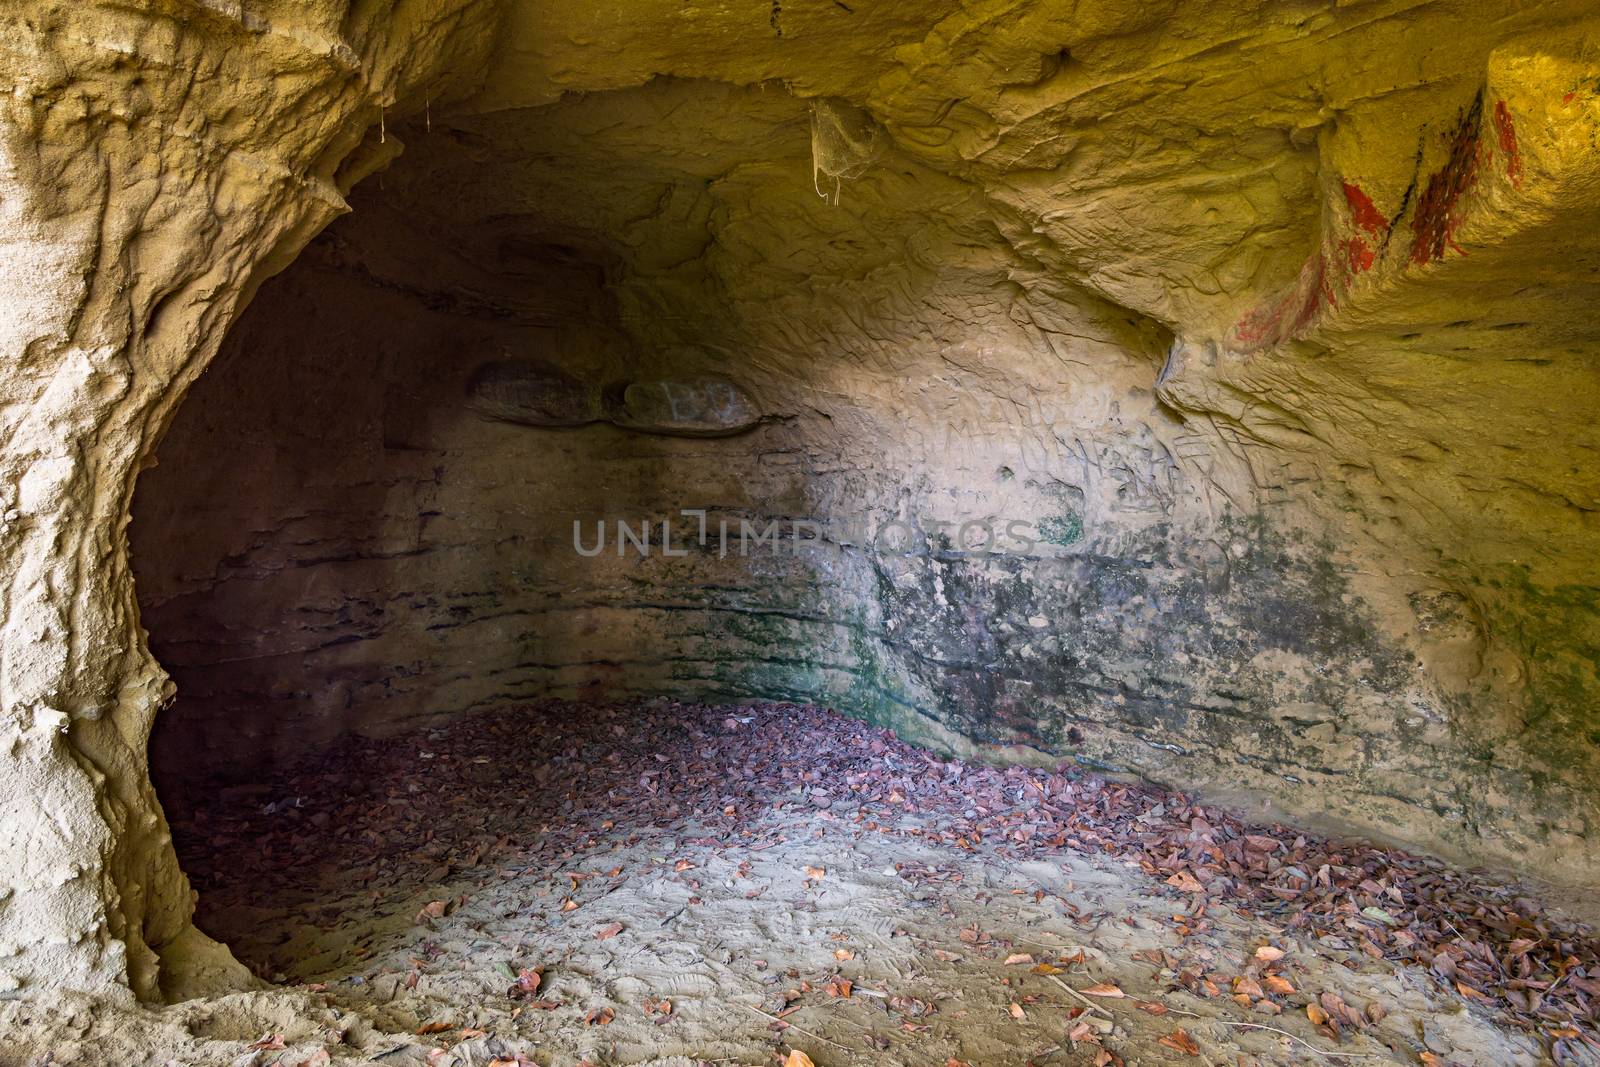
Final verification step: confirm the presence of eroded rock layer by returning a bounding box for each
[3,0,1599,1002]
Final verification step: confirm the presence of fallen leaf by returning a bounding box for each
[1004,952,1034,965]
[1031,962,1063,975]
[594,922,623,941]
[247,1035,286,1052]
[416,1021,452,1035]
[1320,991,1362,1027]
[584,1006,615,1026]
[1136,1001,1169,1015]
[1009,1002,1026,1019]
[834,948,854,961]
[803,865,826,880]
[1158,1028,1201,1055]
[890,994,935,1017]
[783,1051,816,1067]
[1082,982,1126,998]
[1254,945,1285,963]
[1166,870,1205,893]
[508,968,542,998]
[414,900,447,924]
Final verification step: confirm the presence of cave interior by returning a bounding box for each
[3,1,1600,1064]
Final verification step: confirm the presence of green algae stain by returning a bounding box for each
[1037,511,1084,546]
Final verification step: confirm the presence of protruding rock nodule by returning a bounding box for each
[612,376,763,437]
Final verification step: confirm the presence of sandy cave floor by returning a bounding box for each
[5,702,1600,1067]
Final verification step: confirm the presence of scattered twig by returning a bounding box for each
[1046,975,1115,1019]
[739,1003,851,1052]
[1210,1021,1379,1060]
[1141,1000,1375,1059]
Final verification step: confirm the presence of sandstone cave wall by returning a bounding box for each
[0,0,500,1006]
[134,104,1595,887]
[7,0,1600,1008]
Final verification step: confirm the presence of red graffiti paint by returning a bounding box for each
[1234,250,1336,348]
[1340,235,1375,274]
[1309,252,1337,318]
[1493,99,1523,188]
[1234,293,1288,347]
[1291,257,1324,334]
[1410,93,1484,265]
[1342,181,1388,237]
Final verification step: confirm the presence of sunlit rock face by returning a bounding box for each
[4,0,1600,1002]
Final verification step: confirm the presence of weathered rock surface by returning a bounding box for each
[465,359,764,435]
[467,359,601,427]
[0,0,506,1005]
[1,0,1597,1006]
